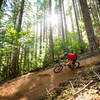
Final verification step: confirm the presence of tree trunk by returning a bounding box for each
[0,51,3,67]
[62,0,68,39]
[49,0,54,63]
[19,45,23,74]
[95,0,100,18]
[13,1,19,29]
[72,0,82,45]
[79,0,97,52]
[35,23,38,60]
[8,53,12,78]
[98,0,100,5]
[17,0,25,32]
[45,10,48,47]
[11,47,20,78]
[57,12,62,38]
[77,0,83,20]
[89,0,97,21]
[23,45,27,73]
[91,0,100,22]
[59,0,65,41]
[31,36,35,68]
[40,20,43,55]
[43,0,46,42]
[75,0,80,19]
[0,0,3,10]
[33,26,35,57]
[27,47,29,72]
[11,0,25,77]
[70,10,74,32]
[14,10,19,29]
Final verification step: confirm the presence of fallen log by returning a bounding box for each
[69,81,75,92]
[46,88,52,97]
[93,70,100,80]
[73,80,93,96]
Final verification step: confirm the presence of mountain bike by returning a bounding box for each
[53,59,80,73]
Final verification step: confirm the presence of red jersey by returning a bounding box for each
[67,53,76,60]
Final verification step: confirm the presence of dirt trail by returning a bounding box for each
[0,55,100,100]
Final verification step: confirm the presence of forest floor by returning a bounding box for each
[0,54,100,100]
[42,65,100,100]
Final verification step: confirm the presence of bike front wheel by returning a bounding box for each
[53,64,63,73]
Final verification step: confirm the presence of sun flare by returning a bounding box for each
[51,14,58,26]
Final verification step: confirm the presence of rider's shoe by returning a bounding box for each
[64,63,67,66]
[64,63,70,66]
[71,64,75,68]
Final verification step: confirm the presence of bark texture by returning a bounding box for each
[79,0,97,51]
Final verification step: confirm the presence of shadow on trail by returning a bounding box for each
[0,55,100,100]
[0,66,81,100]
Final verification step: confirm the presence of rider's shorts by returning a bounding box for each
[72,60,76,64]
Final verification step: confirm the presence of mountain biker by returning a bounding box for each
[59,52,77,68]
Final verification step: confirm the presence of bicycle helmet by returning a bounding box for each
[64,52,68,56]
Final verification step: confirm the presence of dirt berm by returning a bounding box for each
[0,52,100,100]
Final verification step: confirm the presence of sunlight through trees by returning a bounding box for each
[0,0,100,82]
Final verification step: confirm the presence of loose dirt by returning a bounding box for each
[0,55,100,100]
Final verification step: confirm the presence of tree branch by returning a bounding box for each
[73,80,93,96]
[46,88,52,97]
[93,70,100,80]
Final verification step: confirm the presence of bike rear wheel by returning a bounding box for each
[68,61,80,69]
[53,64,63,73]
[74,61,80,68]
